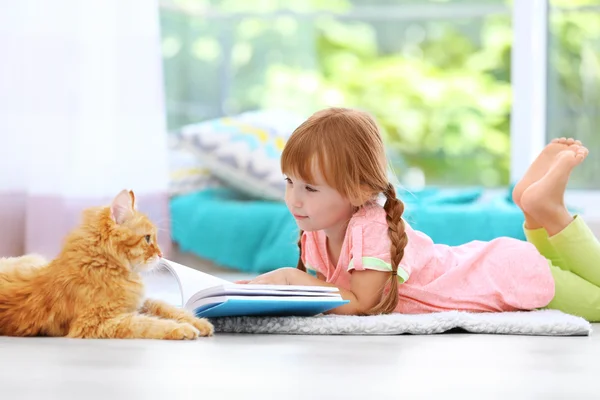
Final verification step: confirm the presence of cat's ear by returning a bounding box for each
[110,189,135,224]
[129,190,137,210]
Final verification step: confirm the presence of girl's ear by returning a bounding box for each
[110,189,135,224]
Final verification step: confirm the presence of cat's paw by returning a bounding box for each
[166,323,200,340]
[190,317,214,337]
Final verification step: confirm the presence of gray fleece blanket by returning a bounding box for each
[210,309,592,336]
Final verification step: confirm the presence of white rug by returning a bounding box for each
[211,309,592,336]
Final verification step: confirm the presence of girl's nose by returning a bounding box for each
[291,194,303,208]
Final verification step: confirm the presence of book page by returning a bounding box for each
[199,288,340,298]
[193,284,339,299]
[145,259,342,309]
[159,259,231,305]
[142,266,183,307]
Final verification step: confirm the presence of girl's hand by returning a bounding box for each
[235,267,296,285]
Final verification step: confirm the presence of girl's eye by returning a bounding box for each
[145,235,151,243]
[305,186,317,193]
[285,177,292,185]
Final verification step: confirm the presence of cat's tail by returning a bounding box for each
[0,254,48,273]
[0,254,50,336]
[0,254,48,296]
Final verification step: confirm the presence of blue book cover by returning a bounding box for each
[144,260,348,318]
[194,296,349,318]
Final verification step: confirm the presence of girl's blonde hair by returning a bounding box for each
[281,107,408,315]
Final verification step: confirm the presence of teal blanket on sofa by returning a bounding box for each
[170,187,526,274]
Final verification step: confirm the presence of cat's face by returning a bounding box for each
[108,190,163,272]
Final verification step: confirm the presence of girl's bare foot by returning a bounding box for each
[512,137,581,229]
[520,145,589,236]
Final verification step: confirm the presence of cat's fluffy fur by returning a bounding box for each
[0,190,213,339]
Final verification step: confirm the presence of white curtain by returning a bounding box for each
[0,0,172,258]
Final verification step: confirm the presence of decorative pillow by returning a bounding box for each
[167,134,222,197]
[174,110,305,201]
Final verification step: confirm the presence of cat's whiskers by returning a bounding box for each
[156,227,169,235]
[151,218,173,231]
[135,256,162,273]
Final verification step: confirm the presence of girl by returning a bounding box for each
[241,107,600,321]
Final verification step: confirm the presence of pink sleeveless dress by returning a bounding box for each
[301,203,555,314]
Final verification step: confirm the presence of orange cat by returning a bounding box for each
[0,189,213,339]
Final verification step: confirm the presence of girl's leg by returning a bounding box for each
[546,261,600,322]
[521,146,598,282]
[548,215,600,287]
[523,225,565,270]
[513,138,582,268]
[518,143,600,320]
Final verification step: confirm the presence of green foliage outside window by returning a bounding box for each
[161,0,600,188]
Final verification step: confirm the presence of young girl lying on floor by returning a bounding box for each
[239,107,600,321]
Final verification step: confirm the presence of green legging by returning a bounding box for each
[525,216,600,322]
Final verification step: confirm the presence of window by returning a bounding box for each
[159,0,511,189]
[159,0,599,208]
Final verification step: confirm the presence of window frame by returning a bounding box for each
[511,0,600,220]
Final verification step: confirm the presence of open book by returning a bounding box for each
[142,259,349,318]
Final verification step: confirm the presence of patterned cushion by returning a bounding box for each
[174,110,304,200]
[167,135,222,197]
